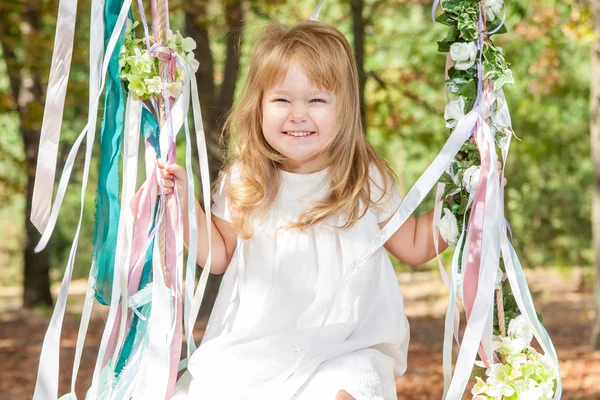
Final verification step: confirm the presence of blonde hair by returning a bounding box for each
[218,21,397,239]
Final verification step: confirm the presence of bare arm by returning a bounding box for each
[159,161,238,275]
[181,197,238,275]
[382,161,506,265]
[379,209,449,266]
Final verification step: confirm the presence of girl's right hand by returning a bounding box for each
[157,160,189,209]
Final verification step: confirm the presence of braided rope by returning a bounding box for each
[156,0,168,280]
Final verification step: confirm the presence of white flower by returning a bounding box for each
[439,208,459,246]
[164,81,184,98]
[485,364,516,397]
[471,376,488,396]
[144,76,162,94]
[508,315,534,346]
[167,29,181,48]
[486,0,504,21]
[185,51,200,73]
[444,96,465,128]
[450,41,478,70]
[181,36,197,52]
[493,335,527,356]
[462,165,480,194]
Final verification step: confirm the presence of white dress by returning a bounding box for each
[176,166,410,400]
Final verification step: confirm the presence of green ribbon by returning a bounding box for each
[91,0,130,305]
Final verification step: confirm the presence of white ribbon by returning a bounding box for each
[30,0,79,232]
[186,72,214,357]
[309,0,326,21]
[32,0,133,398]
[444,119,502,399]
[64,0,106,396]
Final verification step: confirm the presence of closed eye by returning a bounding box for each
[274,98,289,103]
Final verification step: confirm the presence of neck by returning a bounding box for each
[283,160,323,174]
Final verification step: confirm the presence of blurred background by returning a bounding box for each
[0,0,598,398]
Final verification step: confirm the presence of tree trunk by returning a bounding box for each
[350,0,366,129]
[216,0,244,140]
[0,2,53,308]
[590,0,600,350]
[23,128,53,307]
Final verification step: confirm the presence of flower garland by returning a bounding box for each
[434,1,558,399]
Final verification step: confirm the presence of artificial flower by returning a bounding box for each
[444,96,466,128]
[462,165,481,194]
[486,0,504,21]
[507,315,534,346]
[439,208,459,246]
[450,41,478,70]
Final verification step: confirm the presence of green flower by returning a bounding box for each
[472,376,488,396]
[126,47,153,76]
[128,78,147,98]
[145,76,162,94]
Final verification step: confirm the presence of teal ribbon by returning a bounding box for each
[114,237,155,375]
[141,106,161,158]
[91,0,130,305]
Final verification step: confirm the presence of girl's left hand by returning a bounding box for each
[157,160,189,208]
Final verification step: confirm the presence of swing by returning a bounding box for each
[30,0,561,398]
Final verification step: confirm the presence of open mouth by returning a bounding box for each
[282,131,316,137]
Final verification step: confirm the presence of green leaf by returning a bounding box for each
[444,24,460,43]
[457,198,469,214]
[437,40,451,53]
[443,0,466,14]
[435,13,457,27]
[464,97,476,114]
[487,20,508,36]
[445,75,472,94]
[440,172,456,184]
[461,142,478,152]
[459,79,477,98]
[457,13,478,41]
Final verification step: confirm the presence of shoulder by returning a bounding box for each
[368,162,397,201]
[212,162,243,223]
[366,162,402,223]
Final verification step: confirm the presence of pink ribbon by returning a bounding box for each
[153,46,178,84]
[163,146,182,398]
[462,119,492,366]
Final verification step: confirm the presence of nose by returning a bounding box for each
[288,103,307,123]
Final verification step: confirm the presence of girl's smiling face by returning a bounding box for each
[261,61,337,173]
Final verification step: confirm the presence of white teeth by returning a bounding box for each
[285,131,313,137]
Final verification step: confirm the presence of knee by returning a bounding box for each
[335,390,356,400]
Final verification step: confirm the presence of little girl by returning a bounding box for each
[161,21,448,400]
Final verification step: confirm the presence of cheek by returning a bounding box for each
[315,108,337,134]
[262,106,285,129]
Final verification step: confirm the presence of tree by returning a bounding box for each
[590,0,600,350]
[351,0,366,127]
[0,1,54,307]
